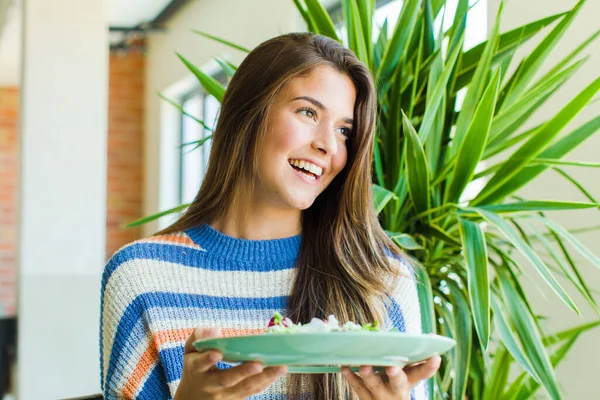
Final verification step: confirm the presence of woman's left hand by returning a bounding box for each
[341,354,441,400]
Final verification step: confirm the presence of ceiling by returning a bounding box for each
[0,0,185,85]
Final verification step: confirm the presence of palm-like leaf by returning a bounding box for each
[130,1,600,398]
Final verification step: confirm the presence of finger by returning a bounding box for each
[227,365,288,398]
[203,361,265,392]
[184,326,221,354]
[359,366,387,395]
[187,350,223,374]
[386,365,410,396]
[341,367,373,400]
[405,354,441,387]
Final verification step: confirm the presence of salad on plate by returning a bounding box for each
[266,312,400,334]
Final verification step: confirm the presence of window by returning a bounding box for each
[178,72,226,205]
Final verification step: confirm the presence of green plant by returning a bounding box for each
[130,0,600,398]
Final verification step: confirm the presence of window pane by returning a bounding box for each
[181,95,203,204]
[203,94,220,166]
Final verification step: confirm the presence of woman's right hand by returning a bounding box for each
[174,327,288,400]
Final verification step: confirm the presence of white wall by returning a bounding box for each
[143,0,308,236]
[18,0,107,397]
[487,0,600,398]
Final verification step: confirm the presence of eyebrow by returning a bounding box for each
[292,96,354,126]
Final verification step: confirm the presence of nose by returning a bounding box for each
[311,125,338,156]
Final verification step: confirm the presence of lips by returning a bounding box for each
[290,163,321,185]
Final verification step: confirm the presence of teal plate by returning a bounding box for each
[194,332,455,374]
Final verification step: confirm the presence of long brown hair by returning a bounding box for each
[156,32,405,399]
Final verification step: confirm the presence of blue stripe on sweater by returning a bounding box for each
[137,363,172,399]
[105,292,288,395]
[386,296,407,332]
[103,243,298,283]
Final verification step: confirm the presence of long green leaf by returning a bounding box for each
[551,167,600,210]
[506,321,600,399]
[377,0,422,81]
[214,57,236,78]
[483,347,512,400]
[125,204,190,228]
[523,219,600,315]
[451,3,501,156]
[491,291,540,383]
[447,0,469,55]
[292,0,316,32]
[176,53,226,102]
[483,116,600,200]
[535,158,600,168]
[413,263,436,398]
[483,125,539,160]
[498,270,562,400]
[458,218,490,350]
[419,224,461,247]
[473,76,600,205]
[304,0,339,40]
[488,59,584,143]
[446,70,500,203]
[192,30,250,52]
[500,0,584,109]
[355,0,373,63]
[505,334,578,400]
[343,0,369,65]
[543,320,600,346]
[373,184,396,215]
[456,12,567,93]
[535,215,600,270]
[386,231,424,250]
[447,282,472,400]
[373,134,385,186]
[418,35,463,142]
[182,135,213,153]
[538,28,600,85]
[402,112,431,214]
[158,93,212,131]
[471,208,579,313]
[475,200,600,214]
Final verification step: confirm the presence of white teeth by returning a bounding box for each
[288,159,323,177]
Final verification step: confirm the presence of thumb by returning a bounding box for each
[184,326,222,354]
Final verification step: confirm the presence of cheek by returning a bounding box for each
[331,145,349,176]
[269,119,307,152]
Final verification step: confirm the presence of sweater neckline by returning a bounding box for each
[185,223,302,262]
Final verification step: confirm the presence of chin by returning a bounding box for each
[291,198,316,211]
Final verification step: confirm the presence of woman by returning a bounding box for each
[101,32,440,400]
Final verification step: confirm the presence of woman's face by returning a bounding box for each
[254,65,357,211]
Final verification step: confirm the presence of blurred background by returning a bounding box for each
[0,0,598,398]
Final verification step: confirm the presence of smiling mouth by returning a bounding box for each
[288,163,322,183]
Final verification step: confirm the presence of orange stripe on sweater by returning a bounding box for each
[122,344,159,399]
[143,234,202,249]
[154,327,267,348]
[120,327,267,396]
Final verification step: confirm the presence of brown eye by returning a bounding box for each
[298,107,317,119]
[338,127,351,137]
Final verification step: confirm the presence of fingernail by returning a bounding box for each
[253,364,264,374]
[208,352,222,363]
[361,366,372,376]
[388,366,400,376]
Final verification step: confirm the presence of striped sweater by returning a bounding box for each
[100,223,426,399]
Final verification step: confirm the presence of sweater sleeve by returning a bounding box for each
[100,247,172,399]
[386,256,429,400]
